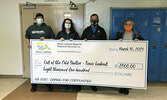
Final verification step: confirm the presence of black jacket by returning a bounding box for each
[25,23,55,39]
[56,29,80,40]
[115,29,144,40]
[81,25,107,40]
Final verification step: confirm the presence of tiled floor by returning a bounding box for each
[2,79,78,100]
[1,78,167,100]
[77,83,167,100]
[0,78,27,100]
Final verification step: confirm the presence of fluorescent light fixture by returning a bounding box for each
[23,5,36,9]
[23,1,36,9]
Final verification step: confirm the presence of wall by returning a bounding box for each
[0,0,22,75]
[0,0,167,75]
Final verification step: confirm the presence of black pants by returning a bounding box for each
[31,84,52,87]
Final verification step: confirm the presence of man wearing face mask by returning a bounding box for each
[81,14,107,40]
[25,13,55,92]
[81,14,107,92]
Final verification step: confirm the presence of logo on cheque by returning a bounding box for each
[37,42,51,50]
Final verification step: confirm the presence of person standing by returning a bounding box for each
[81,14,107,92]
[56,18,80,91]
[25,13,55,92]
[115,19,144,95]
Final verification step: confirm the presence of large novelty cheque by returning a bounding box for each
[31,40,148,89]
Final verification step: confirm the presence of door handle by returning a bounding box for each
[157,28,161,32]
[164,44,167,47]
[151,44,156,47]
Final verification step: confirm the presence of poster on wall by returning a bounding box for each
[30,40,148,89]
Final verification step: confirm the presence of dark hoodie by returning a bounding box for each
[25,23,55,39]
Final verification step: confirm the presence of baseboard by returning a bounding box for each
[0,75,23,78]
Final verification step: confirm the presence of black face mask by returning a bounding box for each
[91,20,98,26]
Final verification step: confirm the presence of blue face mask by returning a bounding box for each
[37,19,43,25]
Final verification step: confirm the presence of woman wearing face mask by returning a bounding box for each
[115,19,144,41]
[56,18,80,91]
[115,19,144,95]
[56,18,80,41]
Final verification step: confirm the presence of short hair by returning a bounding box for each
[124,19,134,26]
[90,14,99,23]
[35,13,44,20]
[90,14,99,19]
[62,18,75,31]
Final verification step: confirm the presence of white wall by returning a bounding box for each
[0,0,167,75]
[0,0,22,75]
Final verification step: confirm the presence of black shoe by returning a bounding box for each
[69,86,74,91]
[31,85,37,92]
[91,86,97,92]
[62,85,67,91]
[119,88,125,94]
[76,86,82,92]
[47,84,53,92]
[124,89,129,95]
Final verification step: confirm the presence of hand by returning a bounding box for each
[40,37,45,40]
[60,38,65,41]
[48,38,54,40]
[27,44,31,49]
[134,39,139,42]
[84,38,87,41]
[118,39,123,41]
[69,38,73,41]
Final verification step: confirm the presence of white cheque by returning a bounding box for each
[30,40,148,89]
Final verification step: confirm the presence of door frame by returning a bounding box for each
[19,3,85,78]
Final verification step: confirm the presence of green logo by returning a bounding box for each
[37,42,51,50]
